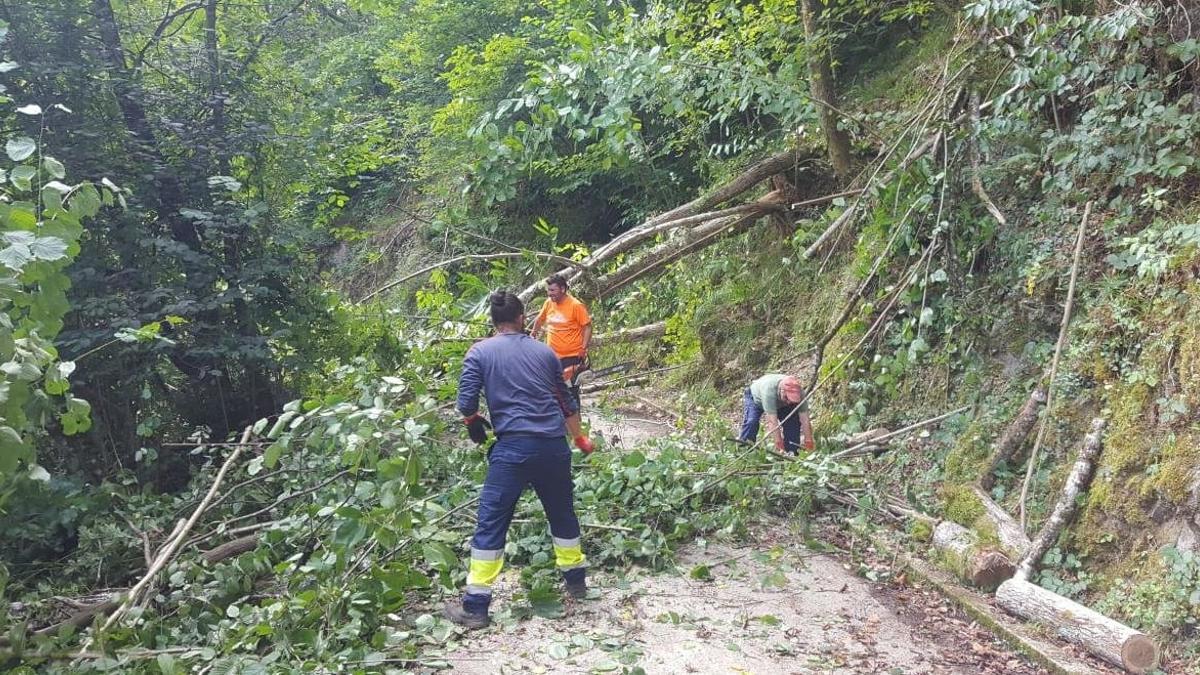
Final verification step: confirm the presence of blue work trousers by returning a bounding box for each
[462,435,585,614]
[738,388,802,454]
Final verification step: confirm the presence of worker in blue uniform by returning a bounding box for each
[443,290,596,629]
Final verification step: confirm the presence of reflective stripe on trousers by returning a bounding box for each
[461,435,585,613]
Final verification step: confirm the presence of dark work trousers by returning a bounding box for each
[559,355,585,409]
[737,388,802,454]
[462,435,585,615]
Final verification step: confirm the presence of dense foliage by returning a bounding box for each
[1,0,1199,670]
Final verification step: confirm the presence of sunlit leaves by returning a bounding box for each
[5,137,35,162]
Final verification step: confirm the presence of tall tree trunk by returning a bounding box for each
[799,0,853,181]
[205,0,225,150]
[91,0,199,249]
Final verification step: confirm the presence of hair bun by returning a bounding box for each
[489,291,506,307]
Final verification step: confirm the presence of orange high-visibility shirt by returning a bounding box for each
[536,294,591,359]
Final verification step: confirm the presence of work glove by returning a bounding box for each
[574,435,594,454]
[774,436,786,452]
[803,434,816,451]
[463,414,492,446]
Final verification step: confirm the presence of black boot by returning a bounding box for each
[565,579,588,600]
[442,600,490,629]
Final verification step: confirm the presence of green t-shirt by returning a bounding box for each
[750,374,808,416]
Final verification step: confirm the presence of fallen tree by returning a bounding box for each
[979,387,1046,491]
[994,417,1160,673]
[590,321,667,347]
[518,149,822,302]
[1015,417,1106,580]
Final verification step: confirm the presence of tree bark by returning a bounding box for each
[996,577,1159,673]
[802,130,941,261]
[200,534,260,564]
[590,321,667,347]
[587,207,772,297]
[799,0,853,180]
[1016,418,1106,581]
[980,387,1047,491]
[971,486,1031,559]
[518,150,804,302]
[931,520,1015,590]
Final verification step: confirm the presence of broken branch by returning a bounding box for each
[1018,201,1092,529]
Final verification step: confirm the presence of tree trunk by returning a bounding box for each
[517,150,804,302]
[996,577,1159,673]
[588,207,773,297]
[931,520,1015,590]
[91,0,199,249]
[980,387,1047,490]
[201,534,260,564]
[972,486,1031,558]
[590,321,667,347]
[799,0,853,181]
[1016,418,1106,581]
[205,0,225,149]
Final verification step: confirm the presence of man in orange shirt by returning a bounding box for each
[531,274,592,407]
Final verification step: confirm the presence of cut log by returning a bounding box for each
[980,387,1047,490]
[1016,418,1106,581]
[590,321,667,347]
[201,534,261,564]
[996,577,1159,674]
[972,486,1031,559]
[931,520,1015,590]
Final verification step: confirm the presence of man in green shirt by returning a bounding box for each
[737,374,814,454]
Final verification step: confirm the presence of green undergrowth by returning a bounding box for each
[1,343,861,672]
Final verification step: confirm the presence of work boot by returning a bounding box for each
[442,600,490,629]
[565,579,588,600]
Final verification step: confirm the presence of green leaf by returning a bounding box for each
[6,137,35,162]
[0,425,30,475]
[10,165,35,192]
[60,396,91,435]
[689,564,713,581]
[262,442,283,469]
[30,237,67,262]
[42,156,64,180]
[422,542,458,571]
[0,246,31,272]
[44,361,73,395]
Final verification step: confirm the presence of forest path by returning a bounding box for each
[433,391,1049,674]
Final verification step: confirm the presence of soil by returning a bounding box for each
[429,393,1058,674]
[435,522,1049,674]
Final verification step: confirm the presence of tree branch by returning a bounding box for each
[360,252,584,303]
[1018,201,1092,530]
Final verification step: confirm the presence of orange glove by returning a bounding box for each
[774,436,786,452]
[574,435,594,454]
[804,434,815,451]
